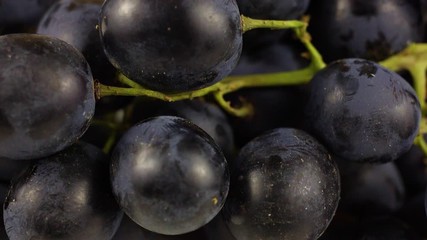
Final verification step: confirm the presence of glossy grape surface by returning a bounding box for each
[3,142,123,240]
[131,99,235,159]
[111,116,230,235]
[112,214,233,240]
[305,58,421,163]
[223,128,340,240]
[37,0,115,83]
[308,0,423,62]
[99,0,242,92]
[0,34,95,160]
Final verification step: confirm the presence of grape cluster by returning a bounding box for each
[0,0,427,240]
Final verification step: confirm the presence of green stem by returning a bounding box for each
[241,15,306,33]
[117,73,144,89]
[379,43,427,113]
[409,65,426,113]
[96,15,326,116]
[415,120,427,156]
[91,119,113,129]
[99,65,317,98]
[103,131,117,154]
[213,92,254,117]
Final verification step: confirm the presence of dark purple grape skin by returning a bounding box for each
[223,128,340,240]
[131,99,236,159]
[308,0,424,62]
[231,37,309,75]
[37,0,116,83]
[112,214,236,240]
[99,0,242,92]
[304,58,421,163]
[0,34,95,160]
[3,142,124,240]
[0,0,58,26]
[237,0,310,20]
[110,116,230,235]
[337,159,405,216]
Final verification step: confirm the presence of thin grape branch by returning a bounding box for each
[97,15,324,117]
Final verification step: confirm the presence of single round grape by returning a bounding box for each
[337,160,405,215]
[308,0,423,62]
[304,58,421,163]
[99,0,242,92]
[0,33,95,160]
[110,116,230,235]
[3,142,124,240]
[223,128,340,240]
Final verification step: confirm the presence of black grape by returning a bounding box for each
[3,142,123,240]
[223,128,340,240]
[131,99,236,159]
[231,37,309,75]
[0,0,58,29]
[337,160,405,216]
[110,116,230,235]
[0,33,95,160]
[112,214,234,240]
[308,0,424,62]
[99,0,242,92]
[304,58,421,163]
[237,0,310,20]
